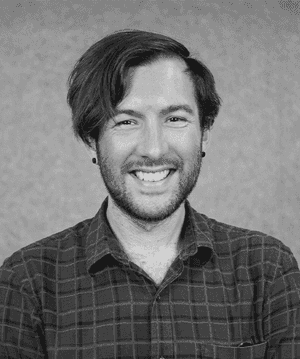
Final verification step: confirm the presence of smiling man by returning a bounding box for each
[97,56,207,286]
[1,29,300,359]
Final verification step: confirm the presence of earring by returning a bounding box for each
[202,151,206,158]
[92,157,97,164]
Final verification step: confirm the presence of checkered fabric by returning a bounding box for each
[1,197,300,358]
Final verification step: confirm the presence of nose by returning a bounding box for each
[136,119,169,159]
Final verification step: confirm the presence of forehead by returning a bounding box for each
[118,57,196,111]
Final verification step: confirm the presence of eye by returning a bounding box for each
[168,117,187,124]
[114,120,134,127]
[113,117,187,127]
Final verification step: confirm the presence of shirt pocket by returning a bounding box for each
[200,341,268,359]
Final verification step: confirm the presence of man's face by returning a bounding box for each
[96,57,206,223]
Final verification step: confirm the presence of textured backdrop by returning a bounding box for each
[1,0,299,266]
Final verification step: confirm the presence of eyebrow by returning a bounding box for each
[114,104,195,119]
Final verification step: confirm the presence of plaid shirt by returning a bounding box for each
[1,197,300,359]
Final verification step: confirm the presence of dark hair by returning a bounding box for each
[67,29,222,149]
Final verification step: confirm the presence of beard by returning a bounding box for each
[96,145,203,224]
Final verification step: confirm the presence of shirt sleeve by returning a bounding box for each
[263,248,300,358]
[0,264,45,359]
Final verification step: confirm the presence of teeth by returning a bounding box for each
[135,170,170,182]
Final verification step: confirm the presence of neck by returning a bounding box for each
[106,197,186,255]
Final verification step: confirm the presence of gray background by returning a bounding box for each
[1,0,299,266]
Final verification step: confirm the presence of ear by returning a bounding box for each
[83,142,97,162]
[202,129,211,152]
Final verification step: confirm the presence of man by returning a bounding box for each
[0,29,299,359]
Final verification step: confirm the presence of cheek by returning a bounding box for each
[100,136,126,160]
[171,131,201,153]
[102,139,134,175]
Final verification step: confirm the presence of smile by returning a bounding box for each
[130,169,175,190]
[133,170,170,182]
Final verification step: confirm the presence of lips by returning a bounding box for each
[132,169,174,176]
[134,169,171,181]
[127,167,176,195]
[130,167,176,173]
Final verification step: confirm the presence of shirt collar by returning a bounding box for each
[86,197,215,275]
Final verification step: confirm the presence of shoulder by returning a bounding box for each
[0,217,93,282]
[193,209,299,280]
[193,208,288,248]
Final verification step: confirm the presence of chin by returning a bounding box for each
[118,190,185,222]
